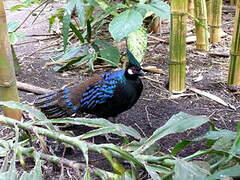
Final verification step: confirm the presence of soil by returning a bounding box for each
[1,1,240,179]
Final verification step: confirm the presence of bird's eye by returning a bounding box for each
[127,68,134,75]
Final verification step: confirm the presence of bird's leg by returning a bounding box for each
[104,116,119,141]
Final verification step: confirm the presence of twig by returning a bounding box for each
[134,123,147,137]
[26,42,60,57]
[14,0,53,32]
[17,81,53,94]
[31,2,49,25]
[145,106,152,127]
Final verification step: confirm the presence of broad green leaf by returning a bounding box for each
[137,0,170,20]
[127,27,147,63]
[230,122,240,156]
[144,163,163,180]
[8,21,20,32]
[194,130,237,141]
[171,140,192,155]
[54,45,90,62]
[109,9,143,42]
[77,141,89,166]
[207,165,240,180]
[0,101,48,122]
[134,112,209,154]
[44,118,141,139]
[174,159,209,180]
[54,55,90,72]
[211,136,233,152]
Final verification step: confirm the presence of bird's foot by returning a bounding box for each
[104,134,119,142]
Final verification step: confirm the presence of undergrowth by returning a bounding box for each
[0,101,240,180]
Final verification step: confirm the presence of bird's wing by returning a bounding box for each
[80,79,118,109]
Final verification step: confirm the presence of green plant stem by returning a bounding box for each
[169,0,188,93]
[194,0,209,51]
[227,0,240,86]
[0,115,141,166]
[0,1,22,120]
[19,147,121,179]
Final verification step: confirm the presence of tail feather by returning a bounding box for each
[34,91,69,119]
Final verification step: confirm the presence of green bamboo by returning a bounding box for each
[227,0,240,86]
[169,0,188,93]
[194,0,209,51]
[188,0,194,16]
[0,1,22,120]
[209,0,223,43]
[206,0,212,25]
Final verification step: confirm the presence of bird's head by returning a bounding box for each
[125,50,144,78]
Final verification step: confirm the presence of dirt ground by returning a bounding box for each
[1,1,240,179]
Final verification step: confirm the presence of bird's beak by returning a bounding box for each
[138,69,145,76]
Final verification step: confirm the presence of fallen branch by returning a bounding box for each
[142,66,164,74]
[17,81,53,94]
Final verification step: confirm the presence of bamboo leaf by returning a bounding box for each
[109,9,143,42]
[134,112,209,154]
[207,165,240,180]
[69,22,84,43]
[175,159,209,180]
[189,87,236,110]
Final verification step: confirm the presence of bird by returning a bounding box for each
[34,50,144,120]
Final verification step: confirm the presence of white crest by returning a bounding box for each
[127,68,134,75]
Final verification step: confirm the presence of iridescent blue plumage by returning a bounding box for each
[34,50,144,119]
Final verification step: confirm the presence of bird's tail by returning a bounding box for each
[34,90,69,119]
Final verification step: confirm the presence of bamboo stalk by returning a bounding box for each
[230,0,235,5]
[0,1,22,120]
[188,0,194,16]
[227,0,240,86]
[209,0,223,43]
[194,0,209,51]
[206,0,212,25]
[169,0,188,93]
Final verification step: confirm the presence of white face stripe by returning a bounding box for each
[127,68,134,75]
